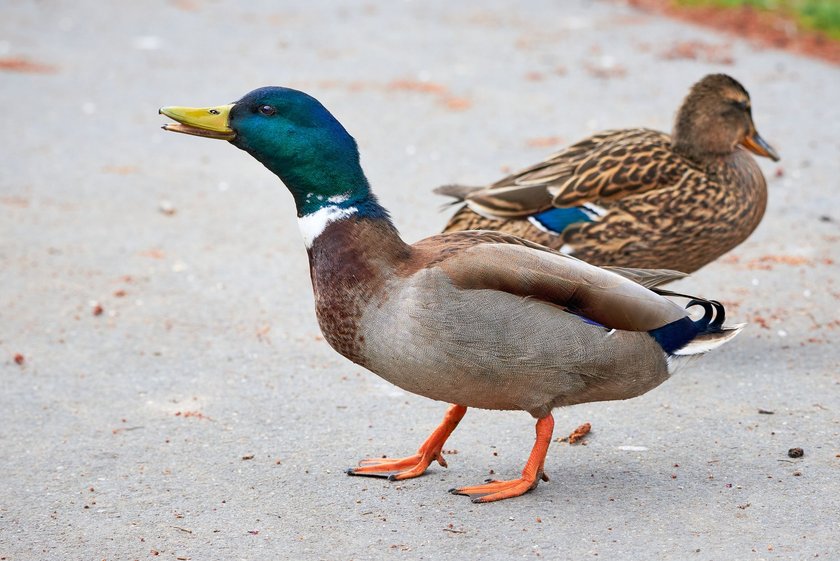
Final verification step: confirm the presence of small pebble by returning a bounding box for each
[159,200,176,216]
[788,447,804,458]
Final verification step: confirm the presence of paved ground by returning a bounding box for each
[2,1,839,560]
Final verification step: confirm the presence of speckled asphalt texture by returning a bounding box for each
[1,1,839,560]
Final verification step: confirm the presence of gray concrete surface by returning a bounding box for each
[2,1,839,559]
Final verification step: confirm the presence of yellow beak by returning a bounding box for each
[159,104,236,140]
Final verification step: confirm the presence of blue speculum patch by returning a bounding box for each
[531,207,594,234]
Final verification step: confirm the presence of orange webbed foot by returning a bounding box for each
[346,451,447,481]
[451,413,554,503]
[345,404,466,481]
[449,471,549,503]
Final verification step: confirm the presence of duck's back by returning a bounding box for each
[558,147,767,271]
[440,130,768,273]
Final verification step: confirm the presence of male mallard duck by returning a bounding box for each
[160,87,743,503]
[436,74,779,273]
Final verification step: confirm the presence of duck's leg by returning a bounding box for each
[346,404,467,481]
[450,413,554,503]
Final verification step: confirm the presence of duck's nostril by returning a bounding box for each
[209,109,220,115]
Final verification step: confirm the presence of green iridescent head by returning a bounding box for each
[161,86,371,216]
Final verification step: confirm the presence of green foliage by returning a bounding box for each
[677,0,840,39]
[798,0,840,38]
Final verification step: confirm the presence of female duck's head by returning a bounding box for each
[672,74,779,164]
[160,86,370,215]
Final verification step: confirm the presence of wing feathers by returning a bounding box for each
[436,243,687,332]
[601,266,688,289]
[435,129,702,220]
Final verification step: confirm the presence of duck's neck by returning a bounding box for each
[672,141,734,169]
[671,118,737,168]
[293,181,410,273]
[287,164,374,218]
[253,140,398,250]
[297,191,395,249]
[304,202,410,271]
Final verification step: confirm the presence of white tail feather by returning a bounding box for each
[673,323,746,356]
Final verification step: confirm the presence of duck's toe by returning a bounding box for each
[449,472,547,503]
[346,452,442,481]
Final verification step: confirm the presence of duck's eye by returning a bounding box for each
[258,105,276,116]
[731,100,749,111]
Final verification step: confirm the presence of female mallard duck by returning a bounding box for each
[436,74,779,273]
[160,87,743,503]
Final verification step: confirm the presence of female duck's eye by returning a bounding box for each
[258,105,276,116]
[732,100,748,111]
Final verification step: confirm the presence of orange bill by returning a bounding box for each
[741,130,779,162]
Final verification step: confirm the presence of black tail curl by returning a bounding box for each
[686,299,726,332]
[652,289,726,333]
[649,289,743,356]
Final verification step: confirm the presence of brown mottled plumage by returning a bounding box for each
[436,74,779,273]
